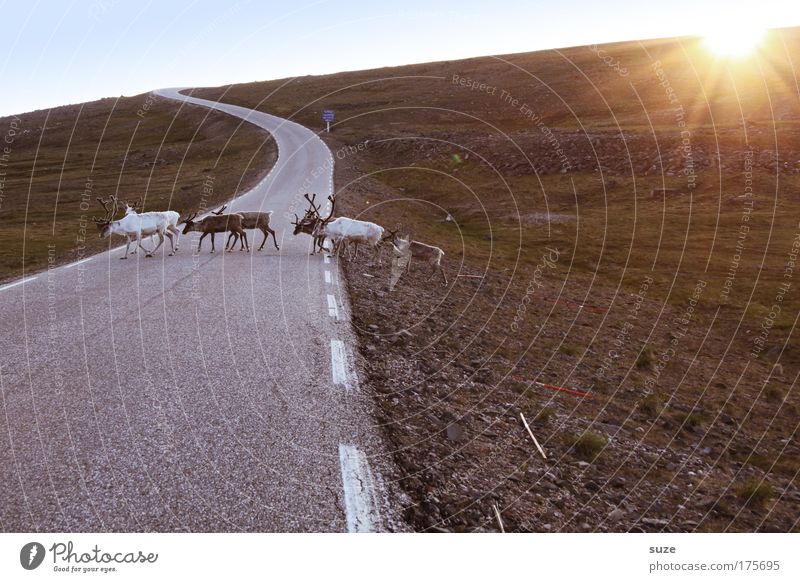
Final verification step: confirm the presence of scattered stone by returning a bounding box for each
[609,508,626,522]
[641,517,670,527]
[446,423,466,442]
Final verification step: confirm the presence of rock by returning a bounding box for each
[695,495,718,509]
[576,461,590,469]
[641,517,670,527]
[446,423,466,442]
[609,508,626,522]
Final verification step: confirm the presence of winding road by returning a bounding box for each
[0,89,397,532]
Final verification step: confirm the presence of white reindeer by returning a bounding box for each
[122,201,182,255]
[314,217,384,261]
[93,196,179,258]
[392,235,448,286]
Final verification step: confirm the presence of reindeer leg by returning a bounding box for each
[210,232,216,253]
[136,232,151,256]
[166,231,175,256]
[269,227,280,251]
[258,228,267,251]
[198,232,208,253]
[148,230,165,256]
[242,230,250,252]
[121,236,131,259]
[440,265,448,286]
[167,226,179,254]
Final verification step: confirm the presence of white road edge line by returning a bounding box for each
[324,270,332,284]
[338,443,380,532]
[330,339,350,390]
[0,276,37,292]
[327,294,339,319]
[324,255,331,264]
[64,257,92,269]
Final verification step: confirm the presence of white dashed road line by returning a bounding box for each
[327,294,339,319]
[338,443,380,533]
[324,270,331,284]
[323,255,331,264]
[330,339,351,391]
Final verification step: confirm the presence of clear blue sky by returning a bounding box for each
[1,0,797,117]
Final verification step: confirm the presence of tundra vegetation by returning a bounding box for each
[192,30,800,532]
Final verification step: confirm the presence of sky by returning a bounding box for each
[1,0,798,117]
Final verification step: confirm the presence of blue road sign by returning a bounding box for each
[322,110,334,122]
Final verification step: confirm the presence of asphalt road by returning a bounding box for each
[0,89,398,532]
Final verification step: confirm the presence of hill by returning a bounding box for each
[190,29,800,531]
[0,93,275,280]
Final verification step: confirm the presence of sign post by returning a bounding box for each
[322,109,334,133]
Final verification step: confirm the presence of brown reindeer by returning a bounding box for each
[291,193,336,254]
[180,211,249,253]
[211,205,280,251]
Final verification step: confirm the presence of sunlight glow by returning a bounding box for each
[704,25,765,58]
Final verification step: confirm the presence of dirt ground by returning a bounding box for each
[324,136,799,533]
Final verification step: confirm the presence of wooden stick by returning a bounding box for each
[457,274,484,278]
[520,412,547,459]
[492,503,505,533]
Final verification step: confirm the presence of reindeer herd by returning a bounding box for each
[91,193,447,285]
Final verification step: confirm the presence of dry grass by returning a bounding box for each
[566,431,607,462]
[735,480,774,509]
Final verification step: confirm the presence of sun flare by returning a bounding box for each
[704,25,765,58]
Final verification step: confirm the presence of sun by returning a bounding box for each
[703,25,765,58]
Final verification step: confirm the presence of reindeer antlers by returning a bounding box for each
[322,194,336,224]
[303,193,321,218]
[211,205,227,215]
[93,195,119,224]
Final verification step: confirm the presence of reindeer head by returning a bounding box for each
[180,212,200,234]
[292,193,324,236]
[392,235,411,256]
[123,199,140,215]
[380,228,400,246]
[93,195,120,238]
[291,211,318,236]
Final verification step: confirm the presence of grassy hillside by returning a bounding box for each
[0,92,276,281]
[190,28,800,532]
